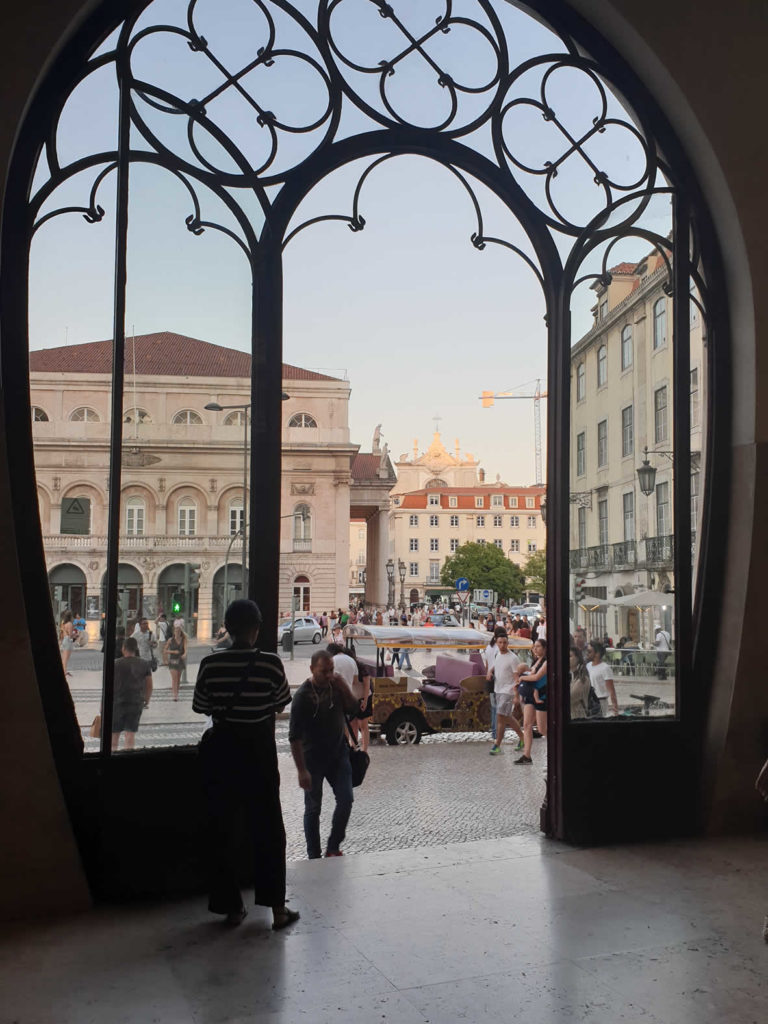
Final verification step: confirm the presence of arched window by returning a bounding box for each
[224,410,246,426]
[172,409,203,424]
[596,345,607,387]
[229,498,243,536]
[288,412,317,428]
[177,499,197,536]
[125,496,145,536]
[69,406,100,422]
[293,503,311,550]
[653,298,667,349]
[621,325,633,370]
[31,406,49,422]
[293,574,311,612]
[123,408,151,424]
[425,478,447,488]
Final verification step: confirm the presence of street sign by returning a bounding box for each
[455,577,469,592]
[473,588,494,603]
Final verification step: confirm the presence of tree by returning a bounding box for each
[523,549,546,596]
[440,542,525,603]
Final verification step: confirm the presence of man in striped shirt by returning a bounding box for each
[193,599,299,930]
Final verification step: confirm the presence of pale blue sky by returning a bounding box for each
[28,0,670,483]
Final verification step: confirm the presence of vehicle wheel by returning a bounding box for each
[312,632,321,644]
[386,711,422,746]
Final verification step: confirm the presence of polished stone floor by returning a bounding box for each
[3,834,767,1023]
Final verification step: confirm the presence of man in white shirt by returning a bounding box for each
[489,634,524,754]
[655,625,671,678]
[586,640,619,716]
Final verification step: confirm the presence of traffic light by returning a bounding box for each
[183,562,201,593]
[171,592,182,615]
[575,578,586,603]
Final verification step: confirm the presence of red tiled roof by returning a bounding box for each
[608,262,638,275]
[398,485,544,510]
[351,454,382,480]
[28,332,341,382]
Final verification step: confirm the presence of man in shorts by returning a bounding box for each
[489,633,524,754]
[112,636,152,751]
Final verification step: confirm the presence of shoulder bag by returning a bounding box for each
[344,717,370,787]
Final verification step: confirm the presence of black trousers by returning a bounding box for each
[199,721,286,913]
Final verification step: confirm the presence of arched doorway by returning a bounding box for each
[212,564,243,631]
[48,563,86,622]
[4,0,730,856]
[409,588,420,609]
[157,563,198,637]
[100,563,143,635]
[293,575,311,614]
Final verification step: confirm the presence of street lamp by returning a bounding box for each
[397,558,407,611]
[385,558,395,607]
[206,392,290,603]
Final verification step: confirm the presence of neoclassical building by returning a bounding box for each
[390,432,545,604]
[31,332,358,636]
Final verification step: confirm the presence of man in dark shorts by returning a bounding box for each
[193,599,299,930]
[112,636,152,751]
[289,650,359,859]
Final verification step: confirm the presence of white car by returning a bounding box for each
[278,616,322,645]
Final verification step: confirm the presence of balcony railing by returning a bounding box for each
[586,544,611,570]
[644,534,674,568]
[292,538,312,552]
[612,540,636,569]
[44,534,235,551]
[569,537,670,573]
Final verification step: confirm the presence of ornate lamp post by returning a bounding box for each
[385,558,394,608]
[398,558,407,611]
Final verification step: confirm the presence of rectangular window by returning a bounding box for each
[409,537,419,552]
[178,506,196,536]
[623,491,635,541]
[527,515,537,528]
[597,345,607,387]
[654,386,668,443]
[576,432,586,477]
[653,298,667,349]
[598,499,608,547]
[656,481,671,536]
[478,538,486,546]
[450,514,459,527]
[491,494,503,507]
[494,538,504,549]
[691,471,700,526]
[690,368,700,428]
[448,496,457,508]
[599,299,608,320]
[409,514,419,527]
[576,362,586,402]
[476,515,485,527]
[60,496,91,535]
[429,514,439,527]
[621,405,634,457]
[509,539,520,553]
[429,560,440,582]
[127,504,145,537]
[493,514,502,527]
[450,538,459,552]
[578,506,587,550]
[475,496,484,508]
[597,419,608,467]
[428,494,440,506]
[508,496,518,508]
[409,562,419,577]
[525,497,535,508]
[430,538,439,552]
[621,325,633,370]
[510,515,520,528]
[527,541,537,553]
[228,506,242,537]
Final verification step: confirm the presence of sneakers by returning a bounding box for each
[514,755,533,765]
[489,745,503,755]
[515,738,524,751]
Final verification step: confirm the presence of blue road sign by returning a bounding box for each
[455,577,469,592]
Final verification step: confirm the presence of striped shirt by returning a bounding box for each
[192,647,291,724]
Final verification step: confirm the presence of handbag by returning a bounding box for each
[587,686,602,719]
[90,713,101,738]
[344,717,370,787]
[150,655,158,672]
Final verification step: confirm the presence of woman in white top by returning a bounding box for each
[585,640,619,717]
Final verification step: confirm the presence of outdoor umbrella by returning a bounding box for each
[613,590,673,607]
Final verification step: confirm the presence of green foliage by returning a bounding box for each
[440,542,525,602]
[523,549,547,595]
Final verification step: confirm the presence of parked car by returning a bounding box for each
[424,613,460,627]
[277,616,322,646]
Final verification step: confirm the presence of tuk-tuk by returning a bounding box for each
[342,624,532,745]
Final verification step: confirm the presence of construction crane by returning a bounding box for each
[481,379,548,485]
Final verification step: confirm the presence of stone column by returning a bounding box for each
[366,509,389,607]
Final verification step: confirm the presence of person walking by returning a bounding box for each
[586,640,619,717]
[164,623,187,701]
[192,599,298,930]
[59,609,75,677]
[321,611,328,638]
[131,616,157,665]
[514,638,548,764]
[156,612,169,662]
[111,636,153,752]
[489,633,525,754]
[289,650,359,859]
[484,626,508,741]
[569,645,591,719]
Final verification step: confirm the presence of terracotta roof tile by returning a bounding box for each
[351,454,382,480]
[608,262,638,275]
[397,485,544,510]
[29,331,341,382]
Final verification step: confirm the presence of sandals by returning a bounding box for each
[272,907,300,931]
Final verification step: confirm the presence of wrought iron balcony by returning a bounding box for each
[586,544,611,570]
[569,548,588,570]
[644,535,674,568]
[612,540,636,569]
